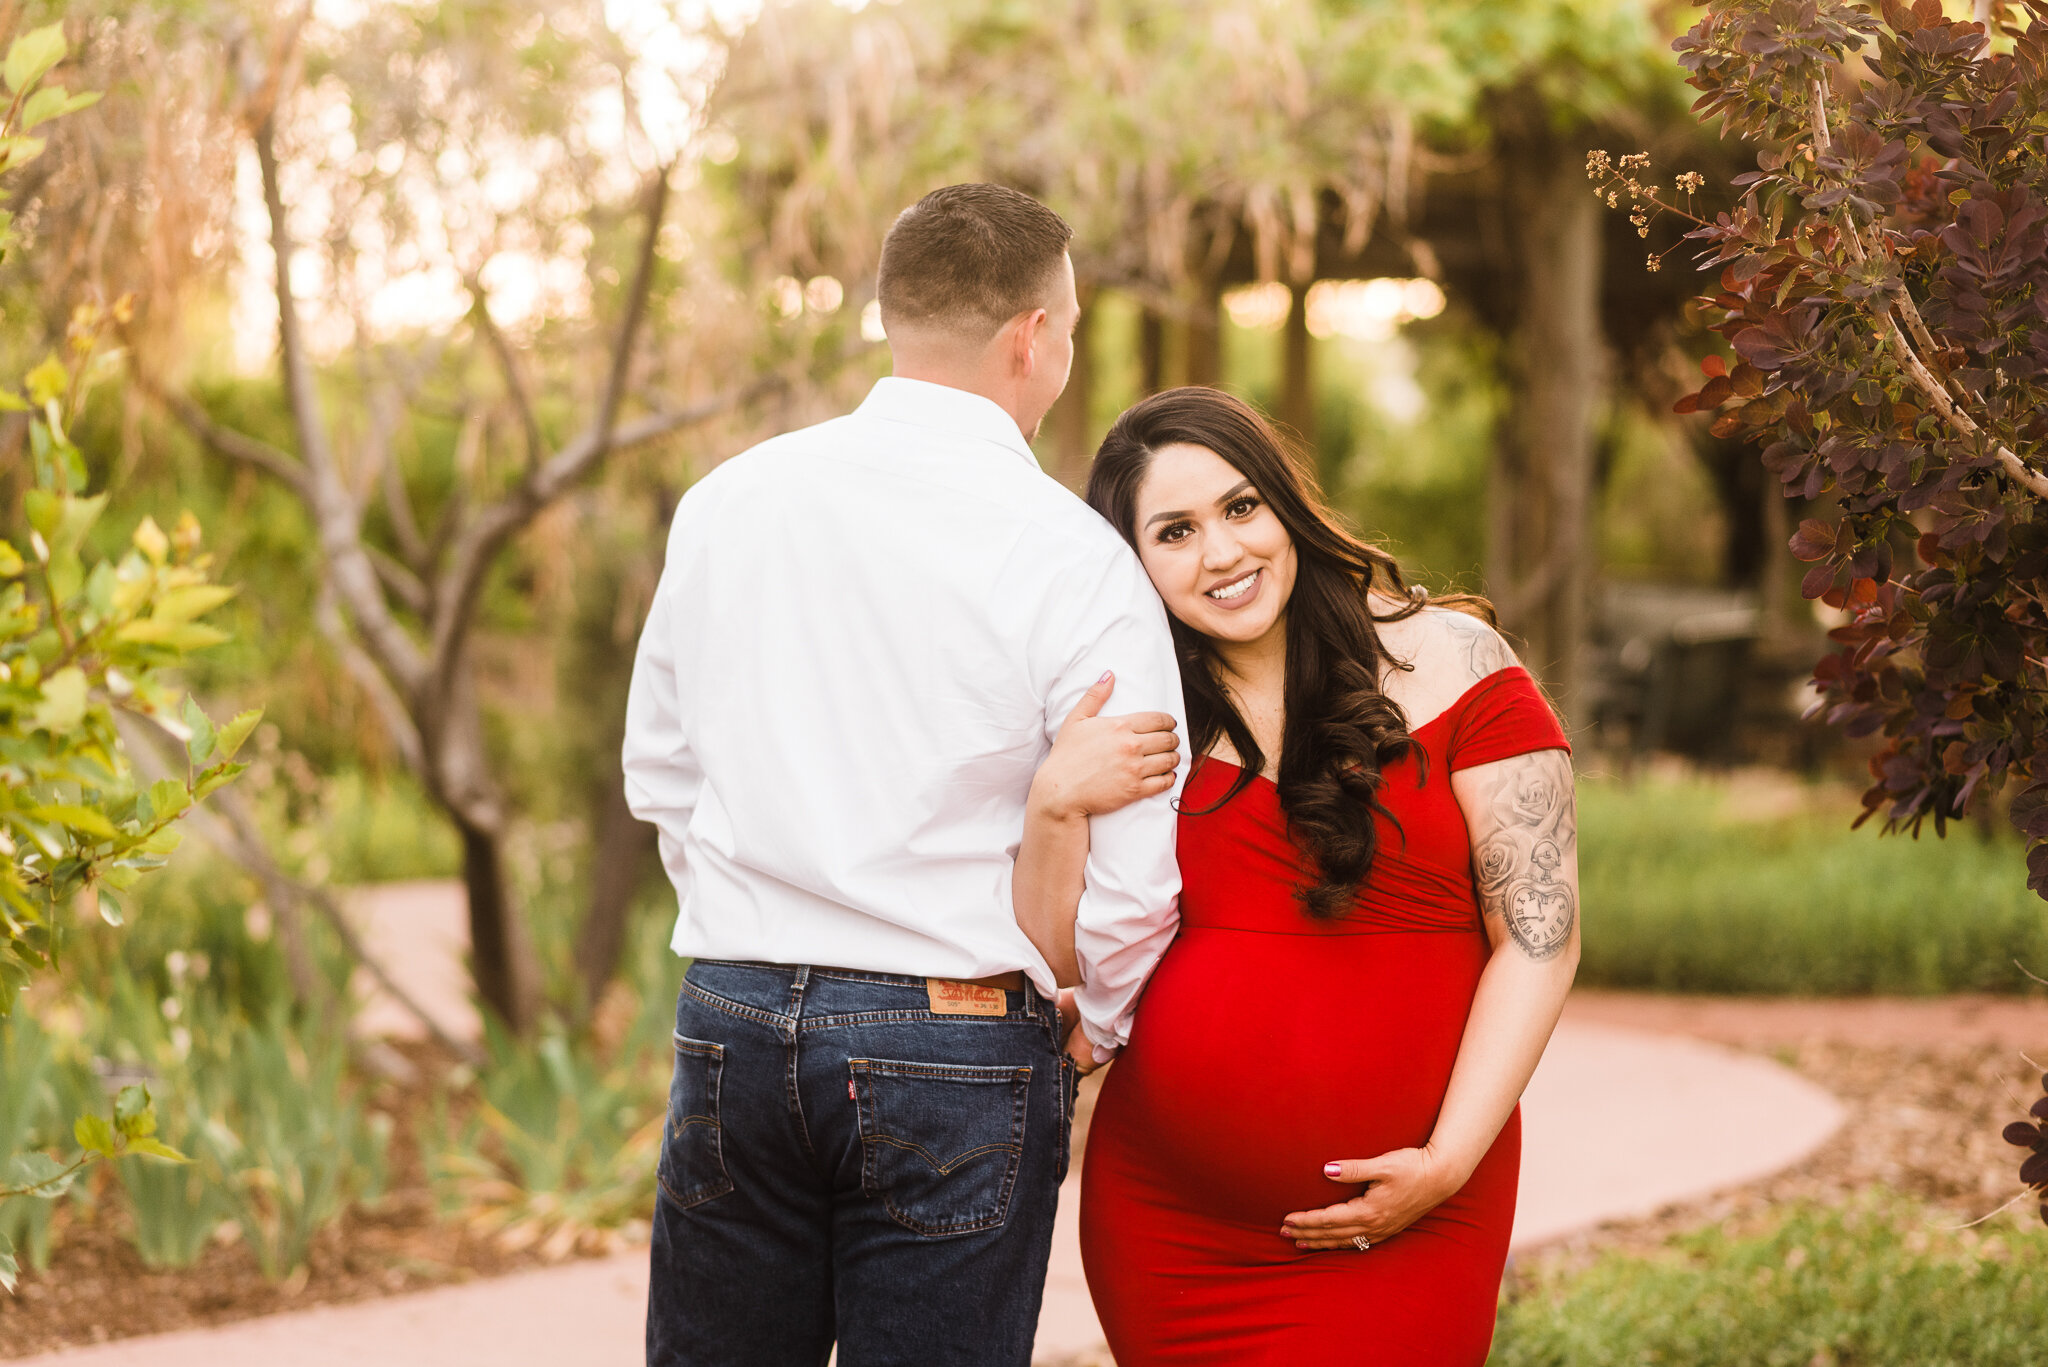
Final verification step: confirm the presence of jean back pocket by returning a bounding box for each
[849,1058,1030,1237]
[657,1034,733,1211]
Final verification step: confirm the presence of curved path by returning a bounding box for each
[15,986,1843,1366]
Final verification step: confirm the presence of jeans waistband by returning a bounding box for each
[712,960,1026,993]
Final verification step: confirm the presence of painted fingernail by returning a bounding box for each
[1097,669,1112,683]
[1324,1162,1342,1177]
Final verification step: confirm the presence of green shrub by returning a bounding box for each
[184,1010,388,1278]
[95,972,386,1277]
[1577,775,2048,995]
[434,907,677,1252]
[0,1015,98,1273]
[1492,1196,2048,1366]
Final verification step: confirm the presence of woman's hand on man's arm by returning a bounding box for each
[1013,671,1181,988]
[1029,670,1180,820]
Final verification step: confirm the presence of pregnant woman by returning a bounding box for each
[1070,388,1580,1364]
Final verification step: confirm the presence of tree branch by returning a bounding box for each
[1808,77,2048,503]
[363,541,429,616]
[315,584,426,774]
[380,432,430,571]
[426,166,675,685]
[119,715,477,1064]
[135,367,309,497]
[252,108,430,696]
[466,278,546,472]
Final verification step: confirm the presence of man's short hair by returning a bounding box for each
[877,184,1073,341]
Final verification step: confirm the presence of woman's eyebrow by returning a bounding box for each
[1142,480,1256,530]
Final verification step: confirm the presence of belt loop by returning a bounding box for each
[790,964,811,1018]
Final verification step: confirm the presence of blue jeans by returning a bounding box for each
[646,961,1076,1367]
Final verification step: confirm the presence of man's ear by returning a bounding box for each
[1013,307,1048,379]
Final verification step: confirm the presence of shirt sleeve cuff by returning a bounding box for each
[1080,1020,1122,1063]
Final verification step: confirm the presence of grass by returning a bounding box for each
[1490,1196,2048,1366]
[1576,772,2048,995]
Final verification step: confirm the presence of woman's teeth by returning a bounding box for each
[1208,571,1258,601]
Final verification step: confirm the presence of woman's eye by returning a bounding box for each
[1227,498,1259,518]
[1156,523,1192,544]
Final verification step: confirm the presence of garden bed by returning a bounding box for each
[0,1041,634,1359]
[15,997,2048,1361]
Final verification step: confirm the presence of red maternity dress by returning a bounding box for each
[1079,666,1568,1366]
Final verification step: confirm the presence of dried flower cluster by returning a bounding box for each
[1588,149,1708,274]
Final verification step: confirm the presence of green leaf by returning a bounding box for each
[181,696,216,764]
[115,620,230,650]
[150,584,236,625]
[53,492,106,553]
[1,1230,16,1294]
[95,889,121,927]
[131,515,168,564]
[123,1137,188,1164]
[146,778,190,823]
[4,23,66,95]
[22,488,56,537]
[22,353,64,407]
[72,1112,115,1158]
[25,804,117,839]
[31,666,86,732]
[215,708,262,762]
[19,86,97,131]
[0,540,19,576]
[114,1084,152,1134]
[137,825,182,855]
[192,762,246,802]
[4,1152,75,1198]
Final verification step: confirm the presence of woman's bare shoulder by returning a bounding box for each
[1378,604,1517,681]
[1378,606,1521,726]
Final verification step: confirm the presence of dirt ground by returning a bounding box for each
[7,994,2048,1358]
[1509,992,2048,1280]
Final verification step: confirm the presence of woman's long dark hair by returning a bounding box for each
[1087,386,1496,919]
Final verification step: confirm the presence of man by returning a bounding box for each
[623,184,1185,1366]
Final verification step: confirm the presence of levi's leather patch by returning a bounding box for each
[926,980,1007,1016]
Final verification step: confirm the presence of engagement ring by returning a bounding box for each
[1352,1235,1371,1251]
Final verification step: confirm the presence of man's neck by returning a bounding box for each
[889,362,1030,440]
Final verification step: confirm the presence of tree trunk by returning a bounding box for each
[424,660,542,1033]
[573,769,657,1011]
[1281,282,1316,460]
[1046,294,1096,489]
[1491,103,1607,724]
[455,816,539,1032]
[1185,280,1223,388]
[1139,307,1166,395]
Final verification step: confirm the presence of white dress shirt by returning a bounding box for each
[622,377,1185,1055]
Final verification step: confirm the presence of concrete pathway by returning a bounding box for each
[17,986,1844,1366]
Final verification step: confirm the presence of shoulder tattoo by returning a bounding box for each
[1434,609,1515,681]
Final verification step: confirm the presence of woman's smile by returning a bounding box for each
[1205,568,1263,608]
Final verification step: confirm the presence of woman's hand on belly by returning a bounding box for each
[1277,1145,1469,1250]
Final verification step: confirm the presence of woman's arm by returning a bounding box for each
[1014,671,1180,988]
[1282,745,1579,1249]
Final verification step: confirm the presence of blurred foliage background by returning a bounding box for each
[0,0,2043,1325]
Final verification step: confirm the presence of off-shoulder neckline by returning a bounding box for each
[1196,664,1533,784]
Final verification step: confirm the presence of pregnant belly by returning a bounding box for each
[1098,926,1489,1227]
